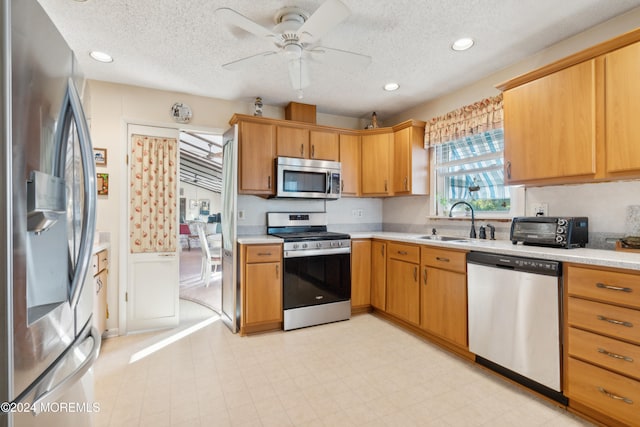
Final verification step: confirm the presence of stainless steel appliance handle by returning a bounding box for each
[63,78,97,309]
[30,322,101,414]
[326,171,331,195]
[284,247,350,258]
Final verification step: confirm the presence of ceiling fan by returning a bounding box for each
[216,0,371,97]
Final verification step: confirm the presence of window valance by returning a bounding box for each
[424,94,503,147]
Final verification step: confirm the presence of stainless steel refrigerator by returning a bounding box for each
[1,1,100,426]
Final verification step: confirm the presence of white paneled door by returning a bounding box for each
[126,124,180,333]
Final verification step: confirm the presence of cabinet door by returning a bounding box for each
[239,121,276,194]
[421,267,467,347]
[503,60,596,183]
[387,259,420,325]
[310,130,339,161]
[351,240,371,309]
[276,125,309,158]
[245,261,282,325]
[361,132,392,195]
[393,127,411,193]
[339,134,361,196]
[605,41,640,174]
[371,241,386,310]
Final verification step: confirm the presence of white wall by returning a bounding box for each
[87,81,361,334]
[383,8,640,245]
[180,182,221,222]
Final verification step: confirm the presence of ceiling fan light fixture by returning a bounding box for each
[90,51,113,63]
[451,37,474,51]
[384,82,399,91]
[283,43,303,59]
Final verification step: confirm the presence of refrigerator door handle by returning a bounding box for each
[29,322,101,415]
[62,78,97,310]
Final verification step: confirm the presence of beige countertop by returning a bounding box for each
[238,231,640,271]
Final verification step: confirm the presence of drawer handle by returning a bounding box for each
[398,250,408,255]
[597,348,634,363]
[597,315,633,328]
[598,387,633,405]
[596,282,632,293]
[258,252,273,256]
[436,257,450,262]
[413,266,417,282]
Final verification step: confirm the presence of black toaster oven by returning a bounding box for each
[510,216,588,248]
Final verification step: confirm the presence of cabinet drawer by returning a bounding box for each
[568,327,640,380]
[245,244,282,263]
[387,242,420,263]
[567,265,640,309]
[420,247,466,273]
[568,297,640,345]
[567,357,640,426]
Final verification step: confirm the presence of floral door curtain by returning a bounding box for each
[130,134,177,253]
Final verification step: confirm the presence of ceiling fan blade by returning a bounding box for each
[288,58,310,90]
[308,46,371,68]
[297,0,350,44]
[215,7,277,40]
[222,51,279,71]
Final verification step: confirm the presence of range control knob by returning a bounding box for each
[557,218,568,226]
[302,243,308,249]
[556,226,566,234]
[293,243,299,249]
[555,235,565,243]
[316,242,322,248]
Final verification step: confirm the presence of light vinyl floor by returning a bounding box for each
[94,313,593,427]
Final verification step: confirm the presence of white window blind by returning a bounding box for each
[434,129,510,215]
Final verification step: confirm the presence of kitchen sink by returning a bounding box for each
[418,235,469,242]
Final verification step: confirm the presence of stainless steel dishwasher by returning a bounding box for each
[467,252,567,404]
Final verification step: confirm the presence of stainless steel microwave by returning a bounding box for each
[275,156,341,199]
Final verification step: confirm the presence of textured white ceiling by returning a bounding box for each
[38,0,640,119]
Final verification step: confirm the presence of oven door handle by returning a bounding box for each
[284,247,351,258]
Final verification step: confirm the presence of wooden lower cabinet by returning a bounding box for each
[371,240,386,310]
[386,244,420,325]
[565,264,640,426]
[419,247,467,348]
[420,267,467,348]
[351,239,371,312]
[240,244,282,335]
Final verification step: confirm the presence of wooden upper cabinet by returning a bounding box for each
[503,60,597,184]
[392,122,428,195]
[605,41,640,174]
[238,121,276,195]
[309,130,339,161]
[361,132,393,196]
[339,133,361,196]
[276,125,309,158]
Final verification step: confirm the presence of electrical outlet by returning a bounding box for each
[533,203,548,216]
[238,210,245,220]
[351,209,359,218]
[357,209,364,218]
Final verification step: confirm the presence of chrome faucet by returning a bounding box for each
[449,201,476,238]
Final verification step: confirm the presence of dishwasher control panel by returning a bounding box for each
[468,251,561,277]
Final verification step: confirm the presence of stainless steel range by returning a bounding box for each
[267,212,351,330]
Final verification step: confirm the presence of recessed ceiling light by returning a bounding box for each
[451,37,474,51]
[384,82,399,91]
[90,51,113,63]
